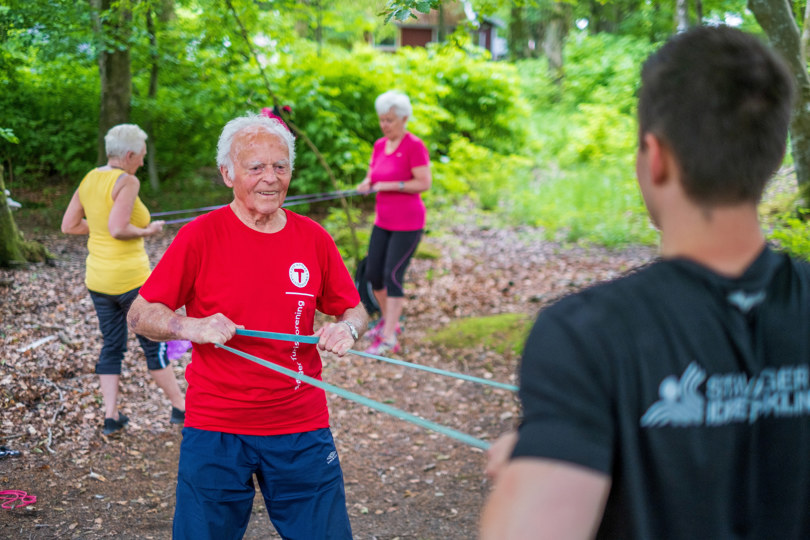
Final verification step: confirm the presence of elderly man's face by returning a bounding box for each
[223,130,292,221]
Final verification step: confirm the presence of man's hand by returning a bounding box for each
[184,313,241,345]
[314,321,356,357]
[485,430,519,482]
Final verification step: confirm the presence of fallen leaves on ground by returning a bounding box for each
[0,213,654,539]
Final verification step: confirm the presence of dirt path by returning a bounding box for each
[0,215,654,539]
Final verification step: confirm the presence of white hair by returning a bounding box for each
[105,124,148,158]
[216,114,296,177]
[375,90,412,122]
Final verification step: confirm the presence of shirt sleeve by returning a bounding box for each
[408,136,430,169]
[139,221,200,311]
[513,297,616,475]
[315,227,361,317]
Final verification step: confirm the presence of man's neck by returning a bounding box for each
[659,203,765,277]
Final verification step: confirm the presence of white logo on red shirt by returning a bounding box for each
[289,263,310,288]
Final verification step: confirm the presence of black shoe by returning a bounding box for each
[170,406,185,425]
[103,413,129,435]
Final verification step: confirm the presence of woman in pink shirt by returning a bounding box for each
[357,91,431,354]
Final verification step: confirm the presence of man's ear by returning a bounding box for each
[642,133,671,186]
[220,165,233,188]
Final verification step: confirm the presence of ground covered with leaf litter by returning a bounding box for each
[0,212,654,539]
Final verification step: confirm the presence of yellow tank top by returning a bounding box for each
[78,168,152,295]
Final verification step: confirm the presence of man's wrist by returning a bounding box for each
[342,320,359,340]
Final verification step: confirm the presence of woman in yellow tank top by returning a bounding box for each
[61,124,185,435]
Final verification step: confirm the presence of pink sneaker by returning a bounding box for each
[365,337,401,355]
[366,319,402,341]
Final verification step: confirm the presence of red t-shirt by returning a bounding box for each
[139,207,360,435]
[370,132,430,231]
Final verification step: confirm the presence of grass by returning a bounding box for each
[425,313,534,356]
[501,163,659,247]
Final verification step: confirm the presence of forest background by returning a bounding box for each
[2,0,810,265]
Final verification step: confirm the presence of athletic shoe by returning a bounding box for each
[365,337,401,355]
[366,319,402,341]
[170,406,185,425]
[102,413,130,435]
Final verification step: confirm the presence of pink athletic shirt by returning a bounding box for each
[139,207,359,436]
[370,132,430,231]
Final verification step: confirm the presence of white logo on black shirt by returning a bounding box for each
[641,363,810,428]
[289,263,310,288]
[641,363,706,428]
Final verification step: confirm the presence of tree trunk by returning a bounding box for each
[802,0,810,59]
[92,0,133,165]
[0,165,51,267]
[748,0,810,203]
[676,0,689,32]
[437,3,445,42]
[508,5,528,60]
[146,5,160,192]
[542,2,571,84]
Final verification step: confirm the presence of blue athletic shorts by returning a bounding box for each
[173,427,352,540]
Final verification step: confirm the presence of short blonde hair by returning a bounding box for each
[105,124,148,158]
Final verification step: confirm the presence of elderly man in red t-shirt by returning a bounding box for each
[127,114,366,539]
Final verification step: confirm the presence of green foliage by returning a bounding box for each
[431,135,533,211]
[321,205,372,265]
[425,313,533,356]
[0,128,18,144]
[510,32,659,246]
[380,0,441,23]
[768,214,810,261]
[0,62,99,181]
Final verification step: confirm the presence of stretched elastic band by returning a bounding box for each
[155,189,360,224]
[235,329,518,392]
[215,343,490,450]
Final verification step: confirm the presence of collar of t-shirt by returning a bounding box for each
[667,245,781,314]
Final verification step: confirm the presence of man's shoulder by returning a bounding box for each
[545,261,668,317]
[285,210,330,236]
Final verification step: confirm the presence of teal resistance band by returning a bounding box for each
[215,343,491,450]
[235,328,518,392]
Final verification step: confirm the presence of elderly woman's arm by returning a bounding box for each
[372,165,431,194]
[127,295,241,345]
[108,174,164,240]
[61,190,89,235]
[314,304,368,357]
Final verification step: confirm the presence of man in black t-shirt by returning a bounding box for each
[481,26,810,540]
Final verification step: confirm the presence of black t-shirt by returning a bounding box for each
[515,246,810,539]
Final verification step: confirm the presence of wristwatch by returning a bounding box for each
[342,320,359,341]
[398,181,405,191]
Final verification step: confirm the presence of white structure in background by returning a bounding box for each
[5,189,21,210]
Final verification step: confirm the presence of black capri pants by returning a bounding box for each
[88,286,170,375]
[365,226,423,298]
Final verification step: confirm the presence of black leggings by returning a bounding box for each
[365,226,423,298]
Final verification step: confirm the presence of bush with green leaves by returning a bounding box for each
[769,213,810,261]
[509,32,658,246]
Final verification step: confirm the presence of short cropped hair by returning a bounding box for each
[105,124,148,159]
[638,25,794,205]
[375,90,412,121]
[216,114,296,178]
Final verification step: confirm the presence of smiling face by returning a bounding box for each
[221,129,292,227]
[378,108,408,141]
